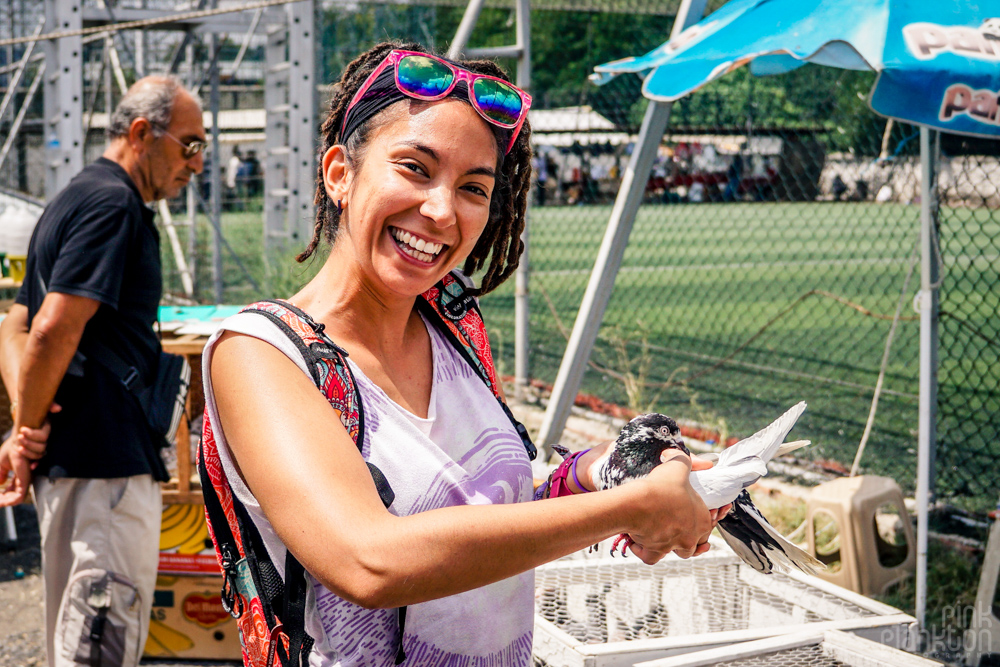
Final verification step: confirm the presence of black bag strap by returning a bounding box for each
[415,279,537,461]
[89,605,109,667]
[80,339,148,399]
[241,301,403,663]
[197,438,246,620]
[283,551,312,667]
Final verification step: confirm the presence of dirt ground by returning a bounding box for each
[0,504,45,667]
[0,503,239,667]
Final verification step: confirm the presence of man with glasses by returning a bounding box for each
[0,75,204,667]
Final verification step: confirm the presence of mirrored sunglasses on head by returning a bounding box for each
[344,49,532,154]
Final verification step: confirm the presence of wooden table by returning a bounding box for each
[161,334,210,505]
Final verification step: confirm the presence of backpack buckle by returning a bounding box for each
[121,367,141,391]
[309,341,348,359]
[442,291,475,321]
[219,546,244,619]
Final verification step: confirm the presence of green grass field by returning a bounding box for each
[163,199,999,511]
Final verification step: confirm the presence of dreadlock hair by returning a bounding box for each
[300,41,532,295]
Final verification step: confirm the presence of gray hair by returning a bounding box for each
[106,75,200,140]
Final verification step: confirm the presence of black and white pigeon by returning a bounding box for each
[589,402,823,575]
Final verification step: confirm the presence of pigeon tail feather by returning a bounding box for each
[718,490,824,576]
[775,439,812,458]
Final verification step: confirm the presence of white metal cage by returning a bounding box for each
[532,541,917,667]
[632,629,941,667]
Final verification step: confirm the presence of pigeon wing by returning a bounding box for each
[717,402,807,469]
[717,490,823,576]
[689,461,767,509]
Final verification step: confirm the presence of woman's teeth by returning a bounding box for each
[390,228,444,263]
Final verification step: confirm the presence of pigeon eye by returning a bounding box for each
[659,426,671,437]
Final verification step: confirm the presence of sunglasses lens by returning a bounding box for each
[397,55,454,98]
[471,78,523,126]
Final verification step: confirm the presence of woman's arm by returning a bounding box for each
[211,332,713,610]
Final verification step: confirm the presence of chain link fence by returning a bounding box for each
[1,0,997,513]
[935,151,1000,512]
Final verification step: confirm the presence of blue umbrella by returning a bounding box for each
[591,0,1000,138]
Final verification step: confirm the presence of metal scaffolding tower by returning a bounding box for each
[263,0,316,253]
[43,0,84,195]
[36,0,316,261]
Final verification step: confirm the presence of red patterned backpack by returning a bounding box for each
[198,272,536,666]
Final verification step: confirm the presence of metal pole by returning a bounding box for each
[915,126,940,633]
[44,0,84,198]
[95,0,129,94]
[210,30,223,304]
[0,17,43,126]
[5,0,12,91]
[134,0,145,78]
[187,182,197,297]
[535,0,709,451]
[446,0,486,59]
[228,7,263,79]
[158,200,195,297]
[104,37,113,114]
[186,40,197,299]
[514,0,530,402]
[3,506,15,543]
[0,62,44,171]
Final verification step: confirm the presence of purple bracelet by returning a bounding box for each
[570,449,592,493]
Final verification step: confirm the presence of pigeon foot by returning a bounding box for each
[611,533,634,556]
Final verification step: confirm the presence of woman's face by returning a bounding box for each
[326,98,498,299]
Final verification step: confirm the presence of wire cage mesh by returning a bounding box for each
[531,541,916,667]
[629,629,941,667]
[688,645,847,667]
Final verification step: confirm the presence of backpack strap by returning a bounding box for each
[417,273,537,461]
[240,299,402,664]
[246,300,396,508]
[200,424,297,665]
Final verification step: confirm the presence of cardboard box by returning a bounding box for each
[157,502,221,576]
[144,502,242,660]
[144,574,242,660]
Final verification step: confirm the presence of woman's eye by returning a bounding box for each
[464,184,489,198]
[400,161,427,176]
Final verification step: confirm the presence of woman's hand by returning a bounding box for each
[622,450,714,565]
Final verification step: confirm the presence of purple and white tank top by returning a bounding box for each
[202,310,535,667]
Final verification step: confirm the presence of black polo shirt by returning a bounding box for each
[15,157,168,480]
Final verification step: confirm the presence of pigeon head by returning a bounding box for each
[599,413,690,488]
[618,413,689,456]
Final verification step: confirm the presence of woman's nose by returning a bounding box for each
[420,187,457,228]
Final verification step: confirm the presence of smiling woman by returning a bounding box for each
[197,41,718,667]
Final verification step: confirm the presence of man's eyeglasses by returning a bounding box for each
[156,126,208,159]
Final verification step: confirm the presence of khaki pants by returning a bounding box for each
[34,476,161,667]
